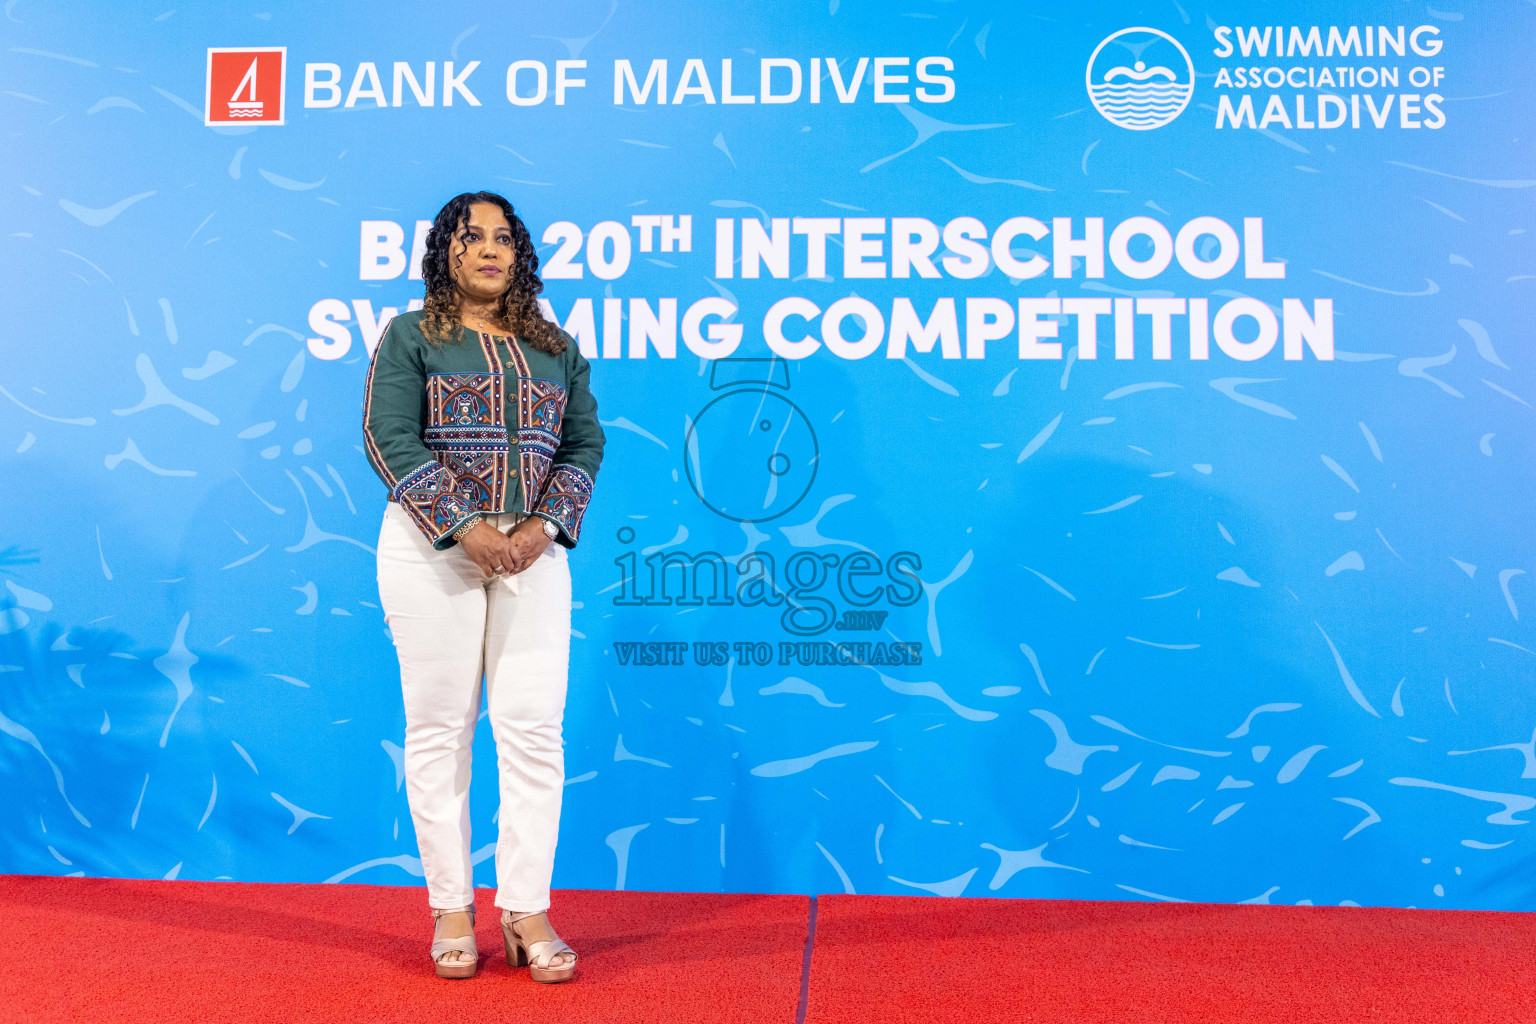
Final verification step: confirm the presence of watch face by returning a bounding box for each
[542,519,559,538]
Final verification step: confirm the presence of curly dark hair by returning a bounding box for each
[417,190,566,355]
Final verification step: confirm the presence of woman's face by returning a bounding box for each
[450,201,514,305]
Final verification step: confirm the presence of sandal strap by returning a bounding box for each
[431,905,475,918]
[430,933,478,961]
[527,937,575,968]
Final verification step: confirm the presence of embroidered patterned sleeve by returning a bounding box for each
[362,318,481,549]
[531,335,605,548]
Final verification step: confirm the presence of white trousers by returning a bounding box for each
[376,501,571,913]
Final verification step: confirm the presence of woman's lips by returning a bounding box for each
[477,264,502,275]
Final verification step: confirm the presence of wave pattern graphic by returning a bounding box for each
[1088,83,1193,129]
[9,0,1536,919]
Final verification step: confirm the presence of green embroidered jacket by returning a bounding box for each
[362,310,604,549]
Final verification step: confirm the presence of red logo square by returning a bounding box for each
[205,47,286,126]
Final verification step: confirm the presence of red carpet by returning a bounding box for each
[0,876,807,1024]
[804,894,1536,1023]
[4,878,1536,1023]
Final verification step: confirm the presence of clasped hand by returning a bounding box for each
[459,518,550,577]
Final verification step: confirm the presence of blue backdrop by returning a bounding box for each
[3,0,1535,911]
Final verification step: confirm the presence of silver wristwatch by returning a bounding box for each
[539,517,560,541]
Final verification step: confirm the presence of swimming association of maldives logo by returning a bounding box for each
[205,47,286,126]
[1086,27,1194,131]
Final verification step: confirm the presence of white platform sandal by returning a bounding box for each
[430,905,478,980]
[501,910,577,983]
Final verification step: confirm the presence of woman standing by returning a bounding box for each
[363,191,603,982]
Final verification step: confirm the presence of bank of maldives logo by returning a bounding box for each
[205,47,286,126]
[1086,28,1193,131]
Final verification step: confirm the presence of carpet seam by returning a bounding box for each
[795,895,818,1024]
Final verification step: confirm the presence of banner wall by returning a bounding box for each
[3,0,1534,910]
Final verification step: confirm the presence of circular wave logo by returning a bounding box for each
[1086,27,1194,131]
